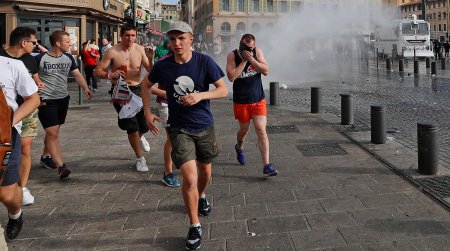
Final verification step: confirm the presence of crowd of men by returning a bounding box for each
[0,21,277,250]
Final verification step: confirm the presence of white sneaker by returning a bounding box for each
[22,187,34,206]
[136,157,149,172]
[140,135,150,152]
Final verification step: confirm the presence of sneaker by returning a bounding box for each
[162,173,181,187]
[198,197,211,216]
[263,163,278,177]
[235,144,246,165]
[58,164,71,179]
[140,135,150,152]
[40,156,57,169]
[22,187,34,206]
[136,157,149,172]
[6,212,23,240]
[186,226,202,250]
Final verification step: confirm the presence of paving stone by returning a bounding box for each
[108,201,158,216]
[410,235,450,250]
[233,204,269,220]
[26,233,103,251]
[213,193,245,207]
[209,221,247,239]
[306,211,356,230]
[362,239,419,251]
[154,225,210,245]
[338,224,396,245]
[320,197,366,212]
[339,175,378,186]
[124,211,187,230]
[365,182,415,194]
[69,215,128,235]
[293,187,336,200]
[245,190,296,205]
[267,200,324,216]
[290,228,347,250]
[7,239,34,251]
[226,233,296,251]
[382,219,450,240]
[301,175,343,189]
[323,245,364,251]
[398,204,450,219]
[257,176,306,191]
[248,215,309,234]
[198,206,233,224]
[330,184,374,197]
[230,182,260,195]
[358,194,412,208]
[97,229,157,250]
[348,207,408,225]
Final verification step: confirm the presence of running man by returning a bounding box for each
[94,24,154,172]
[141,21,228,250]
[226,34,278,176]
[36,30,93,179]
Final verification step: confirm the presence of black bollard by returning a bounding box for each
[417,122,439,175]
[340,94,353,125]
[441,58,446,70]
[311,87,322,114]
[376,48,379,69]
[269,82,279,106]
[399,59,404,72]
[371,105,386,144]
[426,57,430,68]
[431,61,437,75]
[386,58,391,70]
[414,60,419,74]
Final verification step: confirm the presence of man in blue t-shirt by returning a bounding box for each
[141,21,228,251]
[226,34,278,177]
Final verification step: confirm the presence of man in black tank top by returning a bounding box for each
[226,34,278,177]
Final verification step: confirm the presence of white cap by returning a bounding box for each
[167,21,193,34]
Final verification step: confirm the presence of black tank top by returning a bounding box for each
[232,49,265,104]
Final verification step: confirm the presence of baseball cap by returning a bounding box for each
[167,21,193,34]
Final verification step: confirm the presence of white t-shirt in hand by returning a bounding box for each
[0,56,38,132]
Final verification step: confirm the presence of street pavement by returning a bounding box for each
[3,78,450,250]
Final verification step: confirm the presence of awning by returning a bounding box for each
[15,4,76,13]
[147,29,163,36]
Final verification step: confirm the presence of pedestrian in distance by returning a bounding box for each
[101,37,112,60]
[36,30,93,179]
[226,33,278,177]
[82,40,100,91]
[0,27,46,206]
[94,24,154,172]
[443,40,450,58]
[141,21,228,250]
[0,52,40,240]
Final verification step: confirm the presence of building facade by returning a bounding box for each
[161,4,178,23]
[0,0,125,55]
[399,0,449,41]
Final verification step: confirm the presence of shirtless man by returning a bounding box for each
[94,24,153,172]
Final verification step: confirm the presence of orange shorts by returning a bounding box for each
[233,99,267,123]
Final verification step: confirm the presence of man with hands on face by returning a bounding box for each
[141,21,228,250]
[226,33,278,177]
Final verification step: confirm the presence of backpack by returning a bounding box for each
[0,87,12,184]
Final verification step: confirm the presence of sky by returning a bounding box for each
[161,0,178,4]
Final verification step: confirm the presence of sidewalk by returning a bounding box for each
[4,83,450,250]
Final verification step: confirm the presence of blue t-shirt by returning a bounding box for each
[148,52,224,131]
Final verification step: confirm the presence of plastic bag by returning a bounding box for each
[118,93,143,119]
[111,76,132,105]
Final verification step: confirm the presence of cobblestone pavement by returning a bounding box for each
[0,80,449,250]
[276,57,450,174]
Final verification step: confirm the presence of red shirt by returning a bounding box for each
[83,48,98,66]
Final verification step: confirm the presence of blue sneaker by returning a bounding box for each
[40,156,57,169]
[263,163,278,177]
[162,173,181,187]
[235,144,246,165]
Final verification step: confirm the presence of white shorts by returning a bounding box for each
[158,102,169,128]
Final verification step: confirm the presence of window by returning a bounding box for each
[237,0,244,12]
[221,22,231,33]
[292,1,302,12]
[220,0,229,11]
[439,24,442,31]
[236,22,246,34]
[252,0,259,12]
[280,1,288,12]
[445,24,447,31]
[267,0,273,12]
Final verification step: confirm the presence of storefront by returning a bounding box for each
[0,0,124,55]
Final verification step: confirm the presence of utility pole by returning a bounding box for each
[422,0,427,21]
[132,0,137,26]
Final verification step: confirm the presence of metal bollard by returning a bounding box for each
[340,94,353,125]
[426,57,430,68]
[376,48,379,69]
[414,60,419,74]
[431,61,437,75]
[386,58,391,70]
[269,82,279,106]
[311,87,322,114]
[78,57,84,105]
[399,59,404,72]
[371,105,386,144]
[417,122,439,175]
[441,58,446,70]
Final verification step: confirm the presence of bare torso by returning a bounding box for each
[109,44,146,86]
